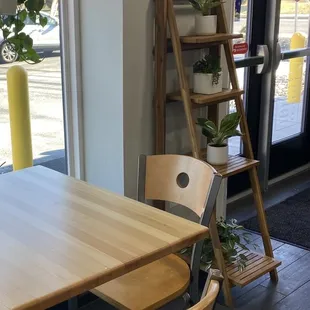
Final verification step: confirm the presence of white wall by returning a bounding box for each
[79,0,125,194]
[71,0,233,201]
[122,0,155,197]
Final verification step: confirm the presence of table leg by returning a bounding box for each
[68,297,78,310]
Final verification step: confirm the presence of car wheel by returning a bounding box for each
[0,42,18,64]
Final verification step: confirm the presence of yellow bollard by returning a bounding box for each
[7,65,33,170]
[287,32,306,103]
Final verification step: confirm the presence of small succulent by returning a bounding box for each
[189,0,223,16]
[197,112,243,147]
[193,55,222,86]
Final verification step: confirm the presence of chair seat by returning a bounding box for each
[91,254,190,310]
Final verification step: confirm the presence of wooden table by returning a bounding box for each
[0,166,208,310]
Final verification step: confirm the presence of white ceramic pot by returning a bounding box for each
[195,15,217,36]
[207,144,228,165]
[193,72,223,95]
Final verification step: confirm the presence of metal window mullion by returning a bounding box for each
[257,0,281,190]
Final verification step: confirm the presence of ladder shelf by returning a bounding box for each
[154,0,281,307]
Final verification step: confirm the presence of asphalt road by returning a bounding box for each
[235,16,309,36]
[0,56,65,167]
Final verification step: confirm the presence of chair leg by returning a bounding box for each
[209,212,233,308]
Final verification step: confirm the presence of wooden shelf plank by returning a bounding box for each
[179,249,281,288]
[167,89,244,107]
[166,33,243,53]
[227,250,281,287]
[181,33,243,44]
[198,153,259,178]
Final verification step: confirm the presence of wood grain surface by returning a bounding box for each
[0,166,208,310]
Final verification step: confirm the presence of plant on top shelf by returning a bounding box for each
[197,112,242,165]
[193,54,223,95]
[189,0,223,35]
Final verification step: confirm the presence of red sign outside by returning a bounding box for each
[232,42,249,55]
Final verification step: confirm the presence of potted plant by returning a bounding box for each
[193,54,222,95]
[181,219,257,271]
[189,0,223,35]
[0,0,47,63]
[197,112,242,165]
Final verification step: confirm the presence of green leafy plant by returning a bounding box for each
[197,112,242,147]
[181,219,256,271]
[193,54,222,86]
[189,0,223,16]
[0,0,47,63]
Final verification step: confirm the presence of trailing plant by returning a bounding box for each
[181,219,256,271]
[197,112,242,147]
[189,0,223,16]
[193,54,222,86]
[0,0,47,63]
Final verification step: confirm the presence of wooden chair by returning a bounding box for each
[92,155,222,310]
[189,269,223,310]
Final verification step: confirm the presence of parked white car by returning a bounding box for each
[0,12,60,63]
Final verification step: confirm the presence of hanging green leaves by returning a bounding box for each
[0,0,46,63]
[189,0,223,16]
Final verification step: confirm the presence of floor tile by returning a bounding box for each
[273,280,310,310]
[261,253,310,296]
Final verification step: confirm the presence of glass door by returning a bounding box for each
[228,0,310,195]
[266,0,310,183]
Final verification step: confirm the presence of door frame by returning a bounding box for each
[258,0,310,188]
[59,0,85,180]
[229,0,310,195]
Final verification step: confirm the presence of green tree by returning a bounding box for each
[0,0,47,63]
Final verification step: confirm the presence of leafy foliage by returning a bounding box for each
[197,112,243,147]
[181,219,257,271]
[203,219,257,271]
[193,54,222,85]
[189,0,223,16]
[0,0,47,63]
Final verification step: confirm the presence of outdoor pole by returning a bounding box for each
[7,65,33,170]
[287,32,306,103]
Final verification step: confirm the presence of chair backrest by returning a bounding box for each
[137,154,221,220]
[189,269,223,310]
[137,155,222,303]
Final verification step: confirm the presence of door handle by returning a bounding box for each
[257,45,270,74]
[282,47,310,60]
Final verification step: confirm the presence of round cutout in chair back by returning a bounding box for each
[176,173,190,189]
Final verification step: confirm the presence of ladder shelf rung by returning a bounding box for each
[166,33,243,53]
[187,152,259,178]
[181,33,243,44]
[167,89,244,107]
[179,250,281,288]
